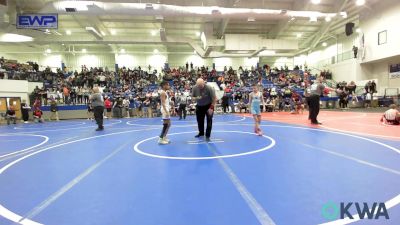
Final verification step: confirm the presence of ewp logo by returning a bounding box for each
[17,14,58,29]
[322,202,389,221]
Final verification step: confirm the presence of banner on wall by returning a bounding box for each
[17,14,58,29]
[389,63,400,79]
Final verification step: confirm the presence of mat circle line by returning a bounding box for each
[133,130,275,160]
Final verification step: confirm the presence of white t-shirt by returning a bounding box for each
[366,93,372,100]
[160,90,170,113]
[384,109,399,121]
[123,99,130,108]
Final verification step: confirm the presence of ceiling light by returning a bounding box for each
[0,33,33,42]
[356,0,365,6]
[296,33,302,38]
[356,28,362,33]
[46,49,52,54]
[85,27,102,40]
[247,17,256,22]
[145,3,154,10]
[194,50,197,54]
[59,1,89,11]
[151,30,157,36]
[120,49,126,53]
[153,49,159,54]
[309,16,318,22]
[110,30,116,35]
[322,42,327,47]
[66,30,71,35]
[259,50,276,56]
[62,43,65,46]
[340,12,347,18]
[82,49,87,53]
[325,16,332,22]
[311,0,321,4]
[195,31,201,37]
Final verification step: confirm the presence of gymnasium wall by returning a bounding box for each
[64,54,115,71]
[315,55,400,96]
[115,53,168,72]
[0,80,30,103]
[260,57,294,69]
[1,51,261,72]
[360,56,400,95]
[294,37,356,72]
[360,0,400,63]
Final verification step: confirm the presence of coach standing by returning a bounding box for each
[192,78,216,142]
[91,87,105,131]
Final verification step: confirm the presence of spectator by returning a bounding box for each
[87,102,94,121]
[291,91,304,114]
[63,86,70,104]
[21,100,31,123]
[364,92,372,108]
[5,106,17,125]
[238,100,248,113]
[49,99,59,121]
[346,81,358,103]
[142,97,151,118]
[352,45,358,58]
[338,88,349,109]
[123,97,131,118]
[33,108,44,123]
[221,93,229,114]
[113,96,123,118]
[104,97,113,119]
[370,80,377,97]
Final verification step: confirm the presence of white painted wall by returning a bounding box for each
[260,56,294,69]
[0,53,40,64]
[115,53,167,72]
[0,80,30,103]
[328,59,358,82]
[42,54,62,70]
[360,0,400,63]
[168,54,206,68]
[212,57,259,71]
[294,35,356,71]
[318,55,400,96]
[360,56,400,95]
[28,82,43,93]
[2,50,261,72]
[63,54,115,72]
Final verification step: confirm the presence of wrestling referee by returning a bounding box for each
[192,78,217,142]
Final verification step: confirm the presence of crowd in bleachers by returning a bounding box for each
[4,55,371,119]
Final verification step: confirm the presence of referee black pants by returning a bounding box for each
[308,95,320,124]
[94,106,104,128]
[196,104,213,138]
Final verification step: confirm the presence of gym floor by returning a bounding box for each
[0,112,399,225]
